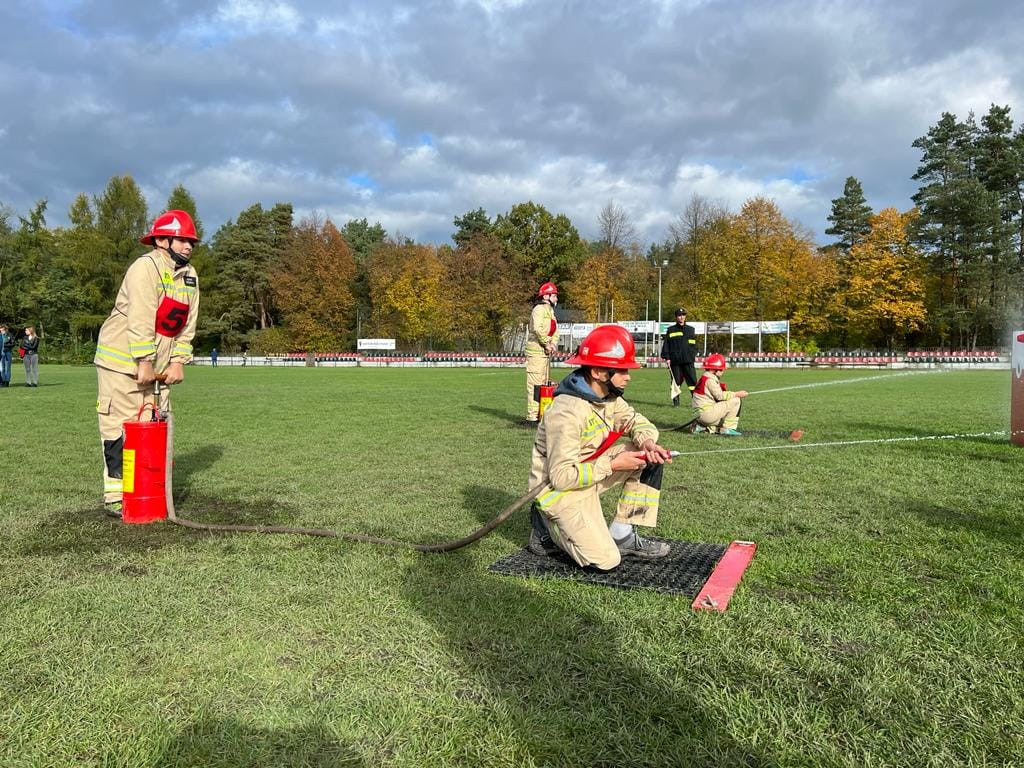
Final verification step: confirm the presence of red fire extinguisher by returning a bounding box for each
[121,401,168,524]
[537,382,555,420]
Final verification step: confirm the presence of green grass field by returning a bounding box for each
[1,364,1020,767]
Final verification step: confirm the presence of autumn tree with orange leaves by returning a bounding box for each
[442,233,533,351]
[567,245,650,322]
[845,208,927,349]
[272,215,356,351]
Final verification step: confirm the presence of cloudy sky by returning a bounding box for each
[2,0,1022,246]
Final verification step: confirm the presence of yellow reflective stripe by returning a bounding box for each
[173,342,193,355]
[129,341,156,356]
[537,489,568,509]
[96,345,134,363]
[104,479,122,491]
[577,463,593,487]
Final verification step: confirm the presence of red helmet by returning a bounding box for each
[566,325,641,369]
[537,282,558,297]
[140,210,199,245]
[703,353,727,371]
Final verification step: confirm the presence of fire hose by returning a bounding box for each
[154,381,670,552]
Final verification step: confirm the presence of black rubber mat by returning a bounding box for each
[488,539,728,597]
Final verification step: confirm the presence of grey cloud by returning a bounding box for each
[2,0,1023,244]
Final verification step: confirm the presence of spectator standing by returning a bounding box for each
[660,308,698,406]
[94,210,200,516]
[0,324,11,387]
[19,326,40,387]
[210,347,218,367]
[523,282,560,426]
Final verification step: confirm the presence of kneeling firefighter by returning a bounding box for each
[95,210,200,517]
[527,324,674,570]
[691,353,747,435]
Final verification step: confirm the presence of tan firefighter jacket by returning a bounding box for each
[691,371,734,412]
[94,249,199,375]
[525,302,558,357]
[529,378,659,504]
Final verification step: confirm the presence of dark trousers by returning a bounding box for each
[670,361,698,392]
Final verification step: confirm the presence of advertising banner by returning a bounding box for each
[357,338,396,350]
[1013,330,1024,446]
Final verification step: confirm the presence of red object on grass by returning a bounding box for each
[692,540,757,612]
[121,403,168,524]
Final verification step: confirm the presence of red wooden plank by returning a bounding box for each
[691,540,757,612]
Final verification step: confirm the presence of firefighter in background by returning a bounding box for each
[691,353,747,436]
[527,324,673,570]
[523,281,560,425]
[94,210,200,516]
[660,307,697,406]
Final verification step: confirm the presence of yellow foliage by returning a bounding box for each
[845,208,927,345]
[369,243,451,346]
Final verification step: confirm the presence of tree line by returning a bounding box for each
[2,105,1022,359]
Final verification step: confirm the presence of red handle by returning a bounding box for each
[135,402,162,422]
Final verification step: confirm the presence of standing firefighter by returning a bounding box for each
[660,307,697,405]
[527,324,673,570]
[691,353,747,436]
[94,210,200,516]
[523,281,560,426]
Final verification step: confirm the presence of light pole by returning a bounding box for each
[656,259,668,354]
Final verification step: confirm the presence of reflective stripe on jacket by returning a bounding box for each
[94,250,199,375]
[528,391,658,502]
[525,303,558,357]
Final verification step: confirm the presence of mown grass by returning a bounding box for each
[0,364,1020,767]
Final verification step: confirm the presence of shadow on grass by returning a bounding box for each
[402,555,771,766]
[466,403,529,428]
[171,494,305,528]
[156,717,364,767]
[906,499,1022,543]
[173,443,226,495]
[18,497,305,557]
[460,484,528,550]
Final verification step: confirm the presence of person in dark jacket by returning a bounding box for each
[19,326,40,387]
[660,308,697,406]
[0,324,12,387]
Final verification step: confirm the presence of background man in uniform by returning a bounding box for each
[94,209,200,517]
[523,281,560,426]
[660,308,697,406]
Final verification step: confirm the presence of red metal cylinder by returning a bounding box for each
[538,383,555,420]
[122,413,168,524]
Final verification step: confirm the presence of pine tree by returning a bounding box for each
[825,177,872,253]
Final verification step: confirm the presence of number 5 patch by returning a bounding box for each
[156,296,190,337]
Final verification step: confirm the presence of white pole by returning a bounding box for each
[657,265,663,354]
[645,300,650,356]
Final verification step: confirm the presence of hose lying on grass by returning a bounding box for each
[163,409,548,552]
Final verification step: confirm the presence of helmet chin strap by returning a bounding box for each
[160,244,191,268]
